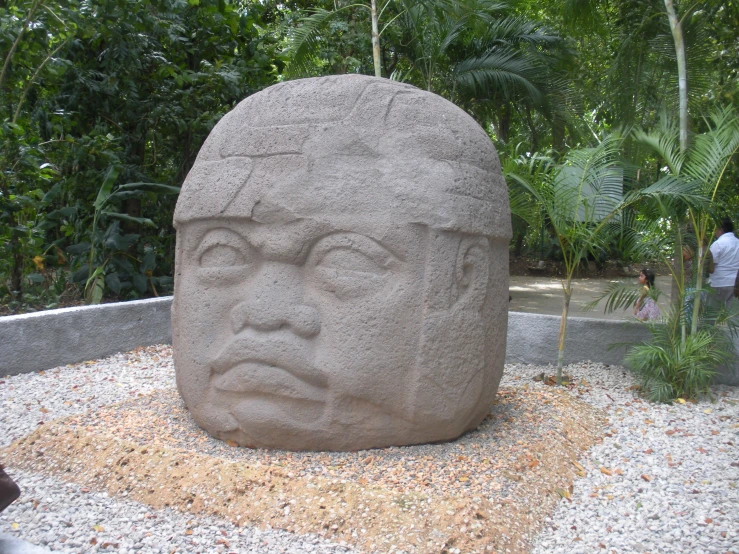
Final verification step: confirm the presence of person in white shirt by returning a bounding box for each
[708,218,739,308]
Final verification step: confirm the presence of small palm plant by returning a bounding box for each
[587,107,739,402]
[624,304,735,403]
[505,135,627,384]
[506,132,707,385]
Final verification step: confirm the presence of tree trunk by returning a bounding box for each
[525,105,539,152]
[670,226,683,307]
[123,134,146,237]
[514,231,525,257]
[10,245,23,299]
[665,0,688,305]
[497,104,511,144]
[556,282,572,384]
[552,114,565,158]
[664,0,688,153]
[370,0,382,78]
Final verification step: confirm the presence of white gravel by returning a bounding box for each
[503,363,739,554]
[1,347,175,449]
[2,349,738,553]
[2,470,352,553]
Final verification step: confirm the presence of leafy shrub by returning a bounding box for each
[624,304,736,402]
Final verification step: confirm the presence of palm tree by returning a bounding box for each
[396,0,572,143]
[505,129,707,383]
[505,136,626,383]
[586,108,739,401]
[283,0,410,78]
[633,108,739,334]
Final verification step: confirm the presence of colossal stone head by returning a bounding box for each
[172,75,511,451]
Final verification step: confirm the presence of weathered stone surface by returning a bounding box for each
[172,74,511,451]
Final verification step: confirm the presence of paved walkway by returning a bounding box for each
[509,275,674,320]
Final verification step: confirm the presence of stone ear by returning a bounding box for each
[454,236,491,308]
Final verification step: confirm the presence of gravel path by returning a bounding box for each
[2,470,352,553]
[508,363,739,554]
[1,346,353,553]
[2,348,738,553]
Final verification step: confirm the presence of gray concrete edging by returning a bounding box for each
[1,297,737,385]
[0,297,172,376]
[505,311,739,385]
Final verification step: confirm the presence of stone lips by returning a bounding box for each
[172,75,511,450]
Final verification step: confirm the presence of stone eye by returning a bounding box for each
[199,244,246,268]
[318,247,386,274]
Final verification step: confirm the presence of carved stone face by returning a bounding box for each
[172,75,511,451]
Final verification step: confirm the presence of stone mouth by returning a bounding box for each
[210,336,328,390]
[212,361,327,402]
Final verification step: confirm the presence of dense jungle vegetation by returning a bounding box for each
[1,0,738,315]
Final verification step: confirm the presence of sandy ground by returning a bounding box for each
[3,376,604,554]
[508,276,674,321]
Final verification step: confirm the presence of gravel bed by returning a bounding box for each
[504,363,739,554]
[1,345,175,449]
[2,348,739,553]
[2,347,352,553]
[2,469,352,553]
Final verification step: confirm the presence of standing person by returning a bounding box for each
[708,218,739,309]
[634,268,661,321]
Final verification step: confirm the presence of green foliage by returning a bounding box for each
[508,135,627,278]
[0,0,280,311]
[624,305,735,403]
[282,0,379,78]
[505,135,631,379]
[282,0,573,147]
[587,107,739,402]
[70,166,179,304]
[632,108,739,333]
[584,280,662,315]
[1,0,737,322]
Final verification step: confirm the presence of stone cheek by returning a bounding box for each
[172,74,511,451]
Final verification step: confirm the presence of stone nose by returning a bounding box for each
[230,264,320,338]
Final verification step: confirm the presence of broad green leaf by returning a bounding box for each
[115,182,181,194]
[72,264,90,283]
[41,183,62,204]
[85,264,107,304]
[94,165,122,211]
[132,274,148,293]
[45,207,76,220]
[66,242,91,256]
[105,272,122,294]
[87,275,104,305]
[141,250,156,273]
[100,211,156,227]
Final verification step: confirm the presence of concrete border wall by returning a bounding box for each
[2,297,738,385]
[0,297,172,376]
[507,312,739,385]
[506,312,645,367]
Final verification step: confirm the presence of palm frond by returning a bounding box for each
[683,108,739,198]
[550,135,624,225]
[623,295,735,403]
[283,8,343,79]
[582,281,650,314]
[632,128,684,174]
[474,16,562,48]
[558,0,602,34]
[453,49,543,103]
[626,175,707,212]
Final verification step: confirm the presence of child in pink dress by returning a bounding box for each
[634,268,661,321]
